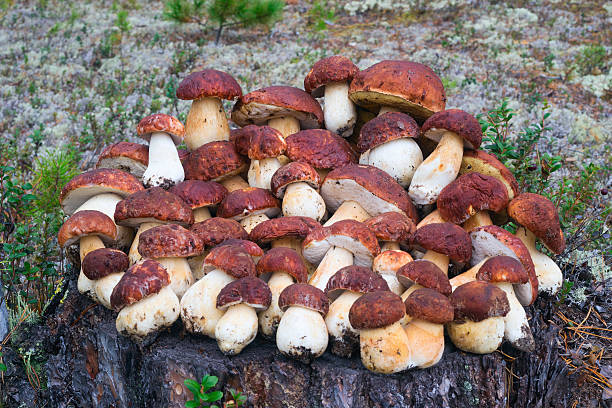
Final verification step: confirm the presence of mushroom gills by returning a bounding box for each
[308,246,354,290]
[323,81,357,137]
[143,132,185,189]
[282,182,326,221]
[276,305,328,362]
[115,285,179,338]
[185,97,230,150]
[215,303,258,355]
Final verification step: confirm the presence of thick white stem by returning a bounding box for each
[308,246,354,290]
[193,207,212,223]
[462,211,492,232]
[248,157,282,190]
[276,306,328,361]
[403,320,444,368]
[282,182,326,221]
[422,250,449,275]
[268,116,300,138]
[416,209,446,229]
[515,227,563,295]
[240,213,269,234]
[377,106,400,116]
[143,132,185,188]
[129,222,162,265]
[95,272,125,309]
[360,138,423,187]
[409,131,463,205]
[156,257,194,299]
[360,321,412,374]
[496,282,534,351]
[184,97,230,150]
[258,272,295,338]
[325,291,361,355]
[323,81,357,137]
[323,201,370,227]
[215,304,258,355]
[220,175,249,192]
[447,316,505,354]
[77,235,105,299]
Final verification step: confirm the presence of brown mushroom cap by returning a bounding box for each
[278,283,329,315]
[110,259,170,310]
[114,187,194,227]
[256,247,308,283]
[348,60,446,121]
[176,69,242,101]
[413,222,472,264]
[215,239,264,259]
[169,180,228,211]
[405,288,454,324]
[58,210,117,247]
[231,86,324,129]
[304,55,359,97]
[450,281,510,322]
[247,126,286,160]
[216,276,272,311]
[396,260,452,296]
[349,290,405,329]
[286,129,357,170]
[138,224,204,258]
[204,244,257,278]
[96,142,149,170]
[321,164,418,221]
[216,188,280,221]
[183,141,247,182]
[476,255,528,284]
[137,113,185,145]
[190,217,248,248]
[60,169,145,215]
[372,250,414,276]
[302,219,380,266]
[248,216,321,244]
[325,265,389,300]
[271,162,321,199]
[81,248,129,280]
[460,150,519,200]
[507,193,565,254]
[437,172,509,224]
[421,109,482,149]
[470,225,538,305]
[229,126,255,156]
[357,112,419,153]
[365,211,416,243]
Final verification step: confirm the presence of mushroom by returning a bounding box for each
[304,55,359,137]
[256,247,308,338]
[183,141,249,192]
[169,180,228,223]
[216,187,280,233]
[96,142,149,178]
[81,248,129,309]
[409,109,482,205]
[365,211,416,252]
[303,219,380,290]
[245,126,287,190]
[357,112,423,187]
[321,164,418,226]
[138,224,204,299]
[111,259,180,339]
[372,250,413,295]
[412,222,472,275]
[508,193,566,295]
[189,217,248,279]
[349,60,446,121]
[447,281,510,354]
[215,276,271,355]
[176,69,242,150]
[324,265,389,357]
[136,113,185,188]
[114,187,194,265]
[276,283,329,362]
[271,162,325,222]
[470,225,539,306]
[180,244,257,338]
[416,209,447,229]
[232,86,324,138]
[403,288,454,368]
[349,290,412,374]
[57,210,117,300]
[475,256,535,352]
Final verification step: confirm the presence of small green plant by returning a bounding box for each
[557,280,574,305]
[163,0,206,22]
[575,44,608,75]
[307,0,336,31]
[184,374,224,408]
[225,388,246,407]
[543,53,555,72]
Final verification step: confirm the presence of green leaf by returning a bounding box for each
[202,391,223,402]
[185,400,201,408]
[184,378,202,395]
[202,375,218,390]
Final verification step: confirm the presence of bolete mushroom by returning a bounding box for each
[365,211,416,252]
[372,250,414,295]
[81,248,129,309]
[245,125,287,190]
[169,180,228,223]
[96,142,149,178]
[183,141,249,192]
[270,162,325,222]
[412,222,472,275]
[216,187,280,233]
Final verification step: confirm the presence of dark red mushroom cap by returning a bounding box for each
[271,162,321,199]
[137,113,185,145]
[169,180,228,211]
[110,259,170,310]
[114,187,194,227]
[58,210,117,248]
[286,129,357,170]
[304,55,359,97]
[365,211,416,243]
[216,188,280,220]
[413,222,472,264]
[278,283,329,315]
[82,248,129,280]
[249,216,321,244]
[215,239,264,258]
[183,141,247,182]
[396,260,452,296]
[450,281,510,322]
[476,256,528,284]
[460,150,519,200]
[96,142,149,172]
[256,247,308,283]
[405,288,454,324]
[247,126,286,160]
[203,244,257,279]
[216,276,272,311]
[421,109,482,149]
[325,265,389,300]
[349,290,405,329]
[190,217,248,248]
[176,69,242,101]
[138,224,204,258]
[357,112,419,153]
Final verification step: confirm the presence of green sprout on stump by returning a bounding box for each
[184,374,223,408]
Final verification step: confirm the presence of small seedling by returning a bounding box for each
[225,388,247,407]
[184,375,224,408]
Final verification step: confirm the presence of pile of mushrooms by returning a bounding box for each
[58,58,567,374]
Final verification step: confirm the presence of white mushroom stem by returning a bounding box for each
[240,213,269,234]
[399,284,422,326]
[215,303,258,355]
[381,242,400,251]
[179,268,234,338]
[325,291,361,353]
[155,257,194,299]
[323,201,370,227]
[220,176,250,192]
[449,259,487,290]
[378,106,401,116]
[129,222,162,265]
[184,97,230,150]
[360,139,423,187]
[421,250,449,275]
[447,316,505,354]
[372,250,412,295]
[323,81,357,137]
[258,272,294,338]
[462,211,492,232]
[75,193,133,249]
[271,237,303,252]
[416,209,446,229]
[268,116,300,138]
[282,183,326,222]
[409,131,463,205]
[143,132,185,188]
[495,282,534,351]
[403,320,444,368]
[359,321,413,374]
[95,272,125,309]
[116,286,180,339]
[308,246,353,290]
[248,158,283,190]
[515,227,563,294]
[77,235,106,298]
[190,207,210,223]
[276,306,328,360]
